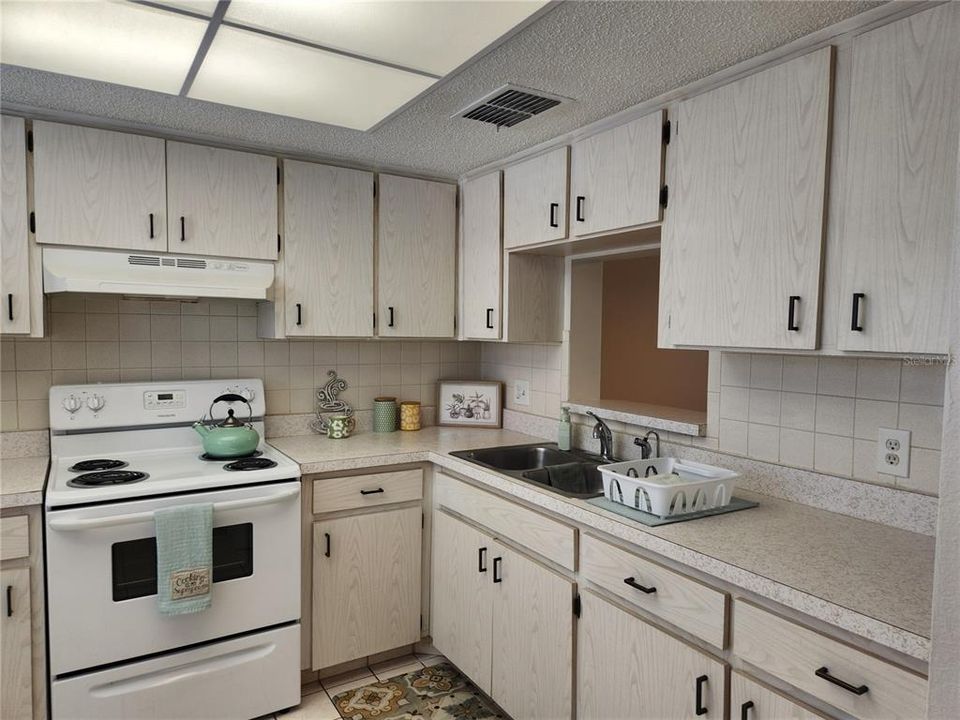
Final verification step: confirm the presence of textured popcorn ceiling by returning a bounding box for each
[0,1,881,178]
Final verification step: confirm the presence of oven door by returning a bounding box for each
[46,481,300,676]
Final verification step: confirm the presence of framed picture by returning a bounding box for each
[437,380,503,428]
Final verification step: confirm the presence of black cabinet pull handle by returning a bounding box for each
[788,295,800,331]
[388,306,395,328]
[485,308,494,329]
[6,293,12,322]
[360,488,384,495]
[549,202,559,228]
[148,213,155,239]
[624,576,657,594]
[740,700,754,720]
[493,556,502,583]
[478,547,487,573]
[695,675,708,716]
[851,293,865,332]
[5,585,11,617]
[296,303,302,326]
[179,216,186,242]
[324,532,331,558]
[575,195,585,222]
[815,666,868,695]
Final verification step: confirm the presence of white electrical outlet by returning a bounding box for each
[876,427,911,477]
[514,379,530,406]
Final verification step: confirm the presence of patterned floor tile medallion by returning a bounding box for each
[331,662,505,720]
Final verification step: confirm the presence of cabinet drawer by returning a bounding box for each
[580,533,726,648]
[730,671,827,720]
[733,600,926,719]
[435,472,575,571]
[313,469,422,514]
[0,515,29,561]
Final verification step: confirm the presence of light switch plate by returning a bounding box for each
[514,379,530,406]
[876,427,911,477]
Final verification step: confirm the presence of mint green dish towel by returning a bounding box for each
[155,503,213,616]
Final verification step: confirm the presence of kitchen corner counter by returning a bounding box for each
[271,428,935,663]
[0,456,49,508]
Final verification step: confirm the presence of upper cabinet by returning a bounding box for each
[570,110,666,236]
[377,175,457,338]
[33,121,166,252]
[283,161,374,337]
[835,2,960,355]
[503,146,569,249]
[660,47,833,350]
[1,116,31,335]
[166,142,278,260]
[461,171,502,340]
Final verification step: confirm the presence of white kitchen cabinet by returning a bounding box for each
[578,589,725,720]
[835,2,960,354]
[377,174,457,338]
[33,121,166,252]
[503,146,569,249]
[730,671,826,720]
[283,160,374,337]
[312,506,421,669]
[166,141,278,260]
[1,116,31,335]
[1,566,32,720]
[571,110,665,236]
[460,171,502,340]
[659,48,833,350]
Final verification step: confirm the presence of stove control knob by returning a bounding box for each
[62,395,82,414]
[86,394,106,412]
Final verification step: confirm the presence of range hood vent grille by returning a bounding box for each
[457,84,566,128]
[128,255,161,267]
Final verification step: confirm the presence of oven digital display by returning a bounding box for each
[143,389,186,410]
[158,393,173,400]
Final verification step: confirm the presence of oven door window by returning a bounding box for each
[111,523,253,601]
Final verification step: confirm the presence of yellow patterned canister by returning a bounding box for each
[399,401,421,431]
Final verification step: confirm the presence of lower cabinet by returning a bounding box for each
[578,589,725,720]
[431,509,573,720]
[731,671,826,720]
[1,566,32,720]
[312,506,422,669]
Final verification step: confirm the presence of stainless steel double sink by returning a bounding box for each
[450,443,605,499]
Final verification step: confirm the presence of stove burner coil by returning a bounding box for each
[200,450,263,461]
[67,470,148,487]
[223,458,278,472]
[68,459,127,472]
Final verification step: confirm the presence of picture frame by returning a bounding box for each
[437,380,503,428]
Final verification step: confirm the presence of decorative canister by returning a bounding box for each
[373,397,398,433]
[399,401,421,431]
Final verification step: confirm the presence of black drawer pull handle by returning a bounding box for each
[851,293,865,332]
[788,295,800,331]
[740,700,754,720]
[5,585,12,617]
[360,488,384,495]
[148,213,155,239]
[575,195,585,222]
[324,532,331,558]
[695,675,708,716]
[296,303,302,326]
[493,556,502,583]
[388,306,395,328]
[179,216,186,242]
[624,576,656,594]
[815,666,868,695]
[478,547,487,573]
[6,293,12,322]
[549,202,559,228]
[486,308,494,329]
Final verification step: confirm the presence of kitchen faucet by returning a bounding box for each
[633,430,660,459]
[586,411,616,463]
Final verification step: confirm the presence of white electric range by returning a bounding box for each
[45,379,302,720]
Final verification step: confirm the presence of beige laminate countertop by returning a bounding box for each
[271,427,935,663]
[0,456,49,509]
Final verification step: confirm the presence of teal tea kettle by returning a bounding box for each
[193,393,260,458]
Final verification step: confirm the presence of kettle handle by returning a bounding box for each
[208,394,253,423]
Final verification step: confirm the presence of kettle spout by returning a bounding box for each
[192,421,210,437]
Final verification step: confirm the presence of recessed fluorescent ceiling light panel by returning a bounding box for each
[225,0,550,75]
[188,25,435,130]
[0,1,208,94]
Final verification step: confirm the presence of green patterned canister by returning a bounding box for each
[373,397,398,433]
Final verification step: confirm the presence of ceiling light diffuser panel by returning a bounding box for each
[0,1,207,94]
[224,0,549,75]
[188,26,436,130]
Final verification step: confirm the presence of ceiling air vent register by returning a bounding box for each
[457,84,567,128]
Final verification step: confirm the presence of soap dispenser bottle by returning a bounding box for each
[558,407,572,451]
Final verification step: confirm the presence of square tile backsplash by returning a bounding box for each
[0,294,481,431]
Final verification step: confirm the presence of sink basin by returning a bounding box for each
[466,445,575,471]
[521,463,604,499]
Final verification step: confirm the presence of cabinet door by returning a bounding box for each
[312,507,421,669]
[1,116,30,334]
[731,672,825,720]
[461,171,502,340]
[431,511,494,694]
[167,141,278,260]
[660,48,832,350]
[836,2,960,354]
[1,567,32,720]
[491,542,573,720]
[571,111,665,236]
[503,146,568,249]
[284,161,374,337]
[578,590,725,720]
[33,121,166,252]
[377,175,456,337]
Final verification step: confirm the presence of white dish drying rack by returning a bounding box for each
[598,457,739,518]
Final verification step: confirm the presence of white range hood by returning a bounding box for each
[42,247,274,300]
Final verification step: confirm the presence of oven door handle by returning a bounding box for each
[48,486,300,531]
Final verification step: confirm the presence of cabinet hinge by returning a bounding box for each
[421,512,424,529]
[573,594,581,618]
[277,234,281,253]
[277,166,281,185]
[373,182,377,198]
[29,211,35,234]
[373,312,376,329]
[659,185,669,208]
[662,120,671,145]
[26,130,33,152]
